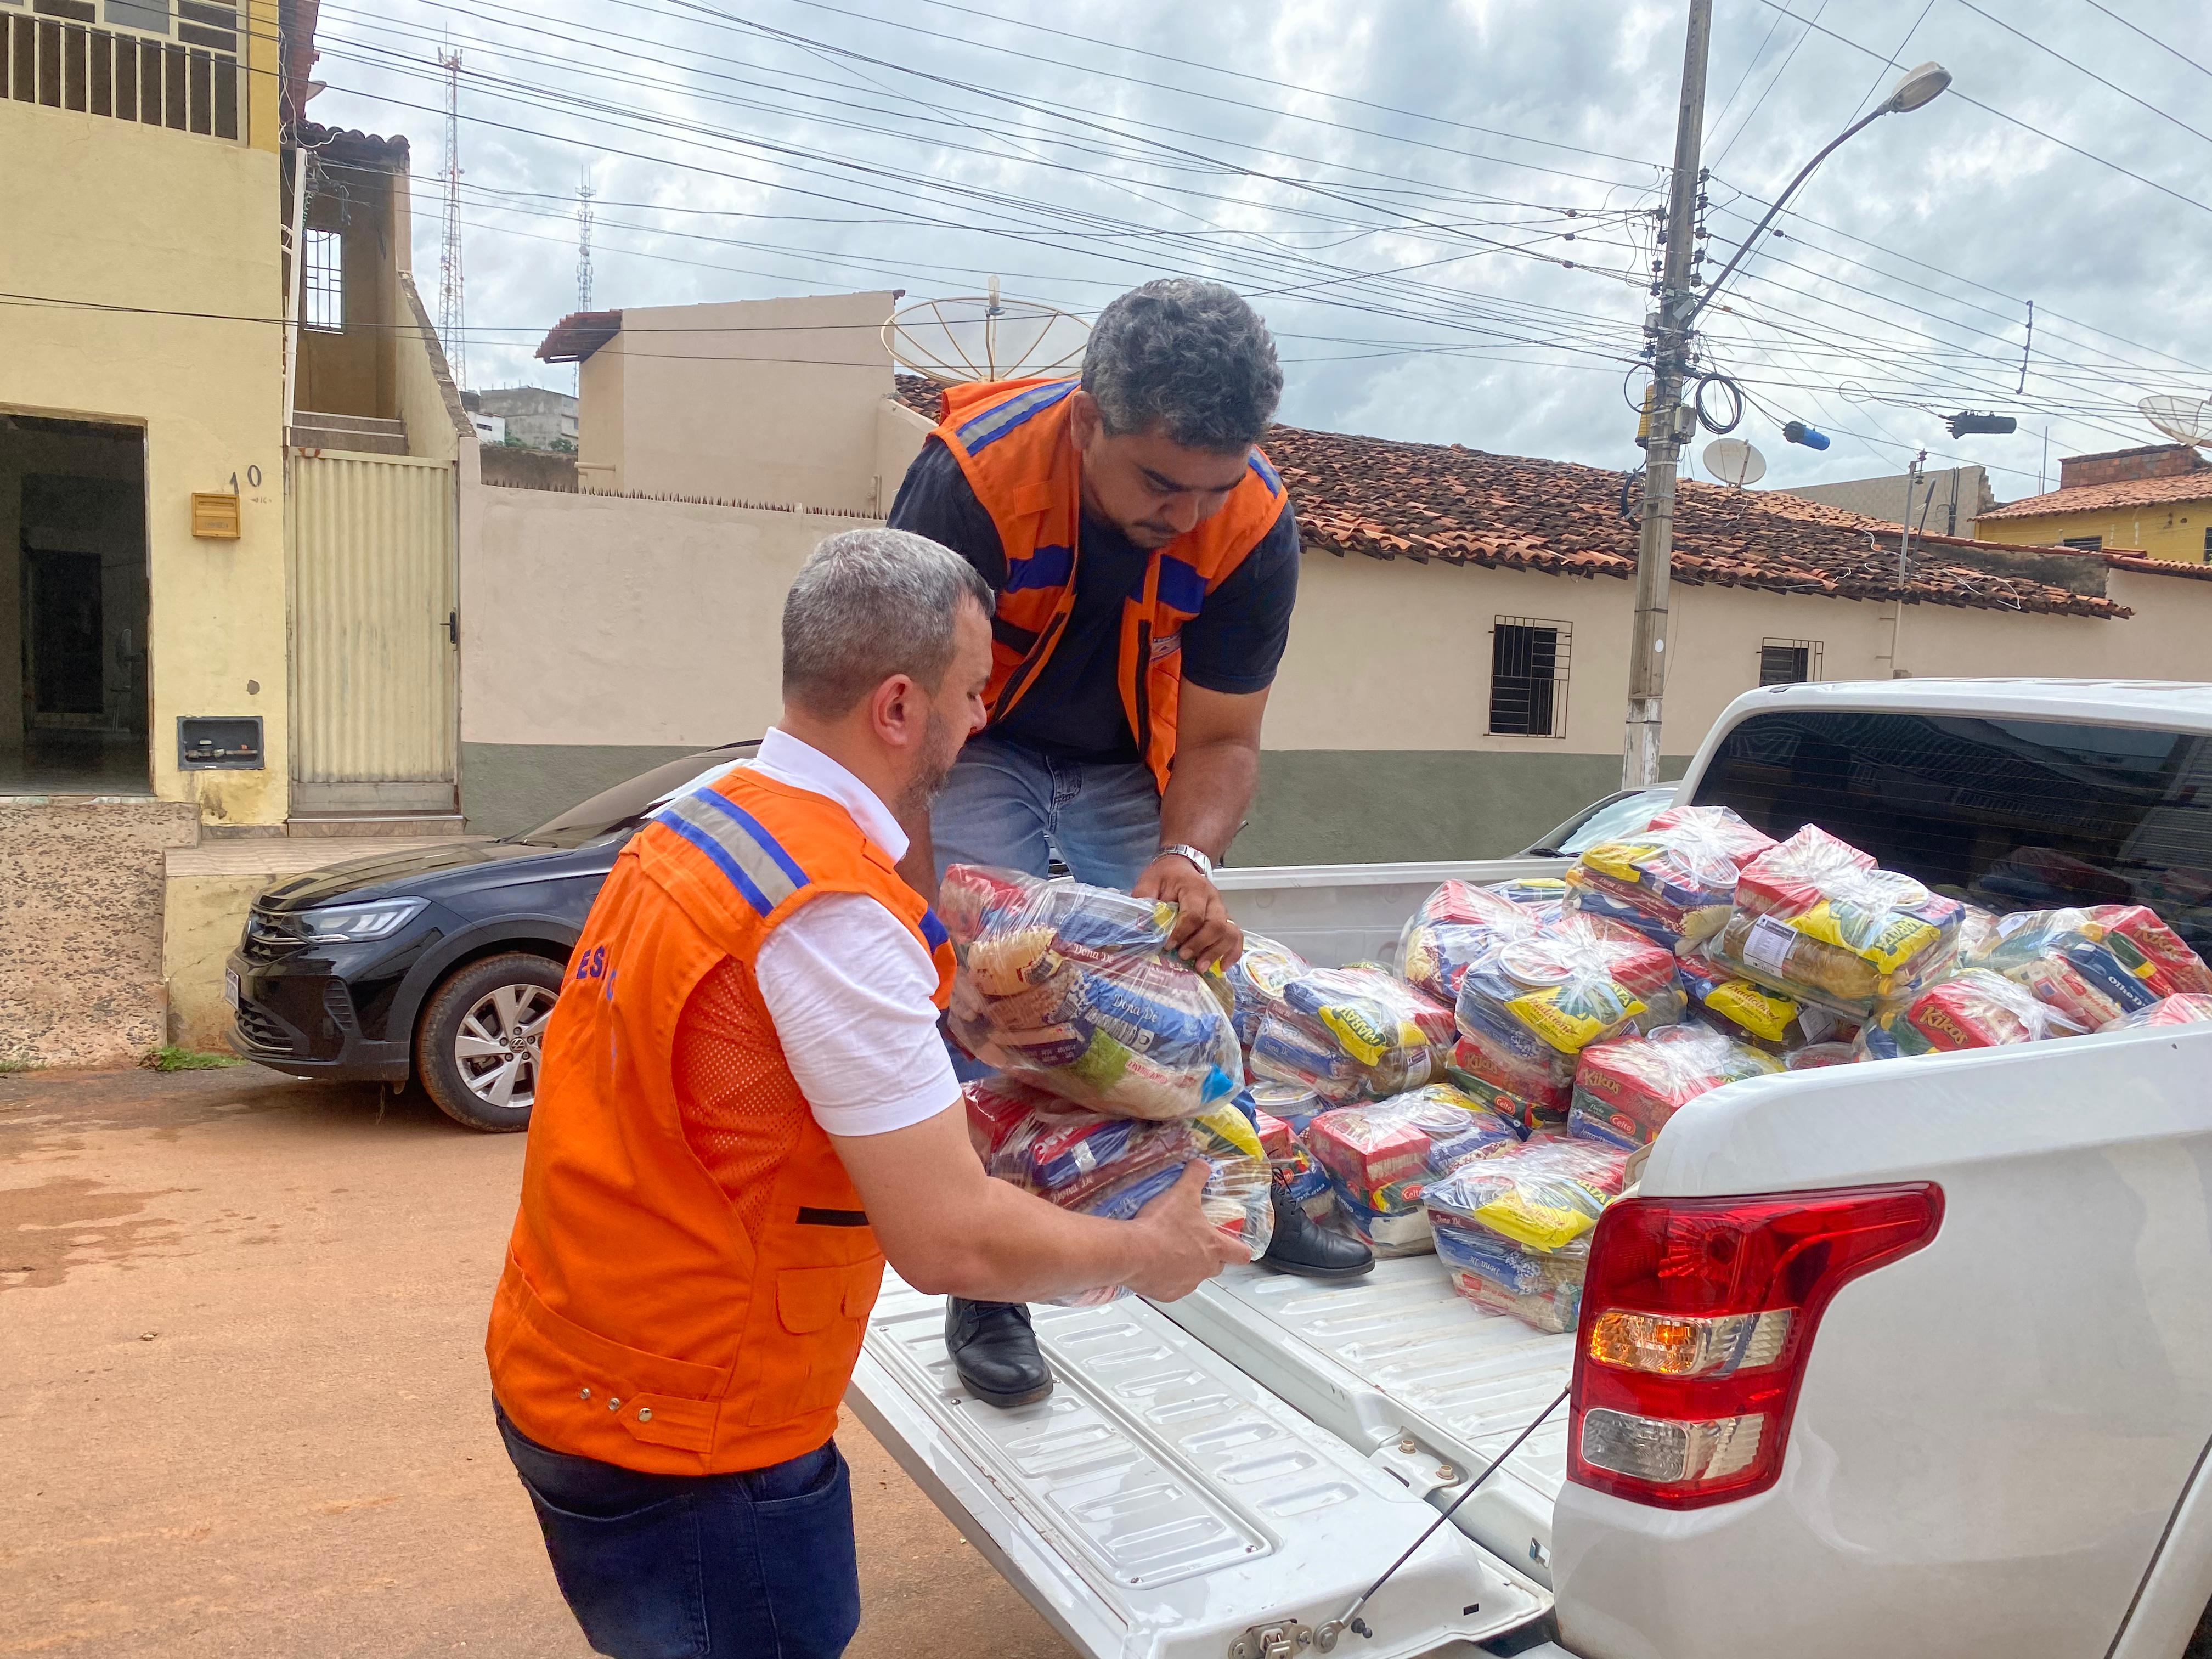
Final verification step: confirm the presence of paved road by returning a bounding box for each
[0,1064,1072,1658]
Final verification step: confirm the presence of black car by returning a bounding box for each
[227,742,758,1131]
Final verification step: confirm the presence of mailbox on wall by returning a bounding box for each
[178,716,263,770]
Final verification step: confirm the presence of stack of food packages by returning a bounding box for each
[1562,805,1777,950]
[1302,1083,1520,1255]
[943,866,1271,1302]
[1248,962,1457,1105]
[1424,1138,1630,1331]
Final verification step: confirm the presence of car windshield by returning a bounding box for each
[512,743,760,849]
[1546,787,1677,856]
[1691,709,2212,955]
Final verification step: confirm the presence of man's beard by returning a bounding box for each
[895,708,957,822]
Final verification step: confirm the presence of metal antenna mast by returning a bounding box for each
[437,48,466,390]
[576,167,596,312]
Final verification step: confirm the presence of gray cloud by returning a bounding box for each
[313,0,2212,502]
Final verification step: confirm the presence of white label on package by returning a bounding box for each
[1798,1004,1839,1043]
[1741,915,1801,976]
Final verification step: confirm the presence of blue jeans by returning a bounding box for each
[495,1401,860,1659]
[930,734,1161,889]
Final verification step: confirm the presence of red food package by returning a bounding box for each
[1306,1111,1430,1201]
[1250,1109,1296,1162]
[2089,905,2212,996]
[1568,1024,1781,1149]
[1733,825,1877,918]
[964,1075,1058,1161]
[2107,992,2212,1030]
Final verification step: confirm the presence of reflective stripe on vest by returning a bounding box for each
[486,766,954,1476]
[934,376,1286,793]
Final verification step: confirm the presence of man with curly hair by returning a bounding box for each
[888,278,1373,1411]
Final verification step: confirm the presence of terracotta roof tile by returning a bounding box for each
[2107,552,2212,583]
[886,376,2121,619]
[1979,470,2212,520]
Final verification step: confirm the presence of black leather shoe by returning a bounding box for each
[945,1297,1054,1408]
[1261,1175,1375,1279]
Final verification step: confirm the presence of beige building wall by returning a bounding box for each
[1,101,289,824]
[577,291,899,512]
[458,486,882,831]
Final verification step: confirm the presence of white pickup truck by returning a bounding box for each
[851,678,2212,1659]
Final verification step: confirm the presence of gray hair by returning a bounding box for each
[782,528,992,717]
[1081,279,1283,453]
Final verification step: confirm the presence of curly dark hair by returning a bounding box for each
[1081,279,1283,453]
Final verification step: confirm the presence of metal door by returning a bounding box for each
[287,451,457,812]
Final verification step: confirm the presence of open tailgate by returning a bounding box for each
[850,1273,1551,1659]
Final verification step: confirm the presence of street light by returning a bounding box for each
[1686,63,1951,331]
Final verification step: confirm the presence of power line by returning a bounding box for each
[2080,0,2212,83]
[1950,0,2212,149]
[1752,1,2212,216]
[1712,0,1827,167]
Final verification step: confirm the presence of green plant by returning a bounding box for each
[143,1045,244,1073]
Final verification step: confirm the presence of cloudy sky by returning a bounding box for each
[306,0,2211,501]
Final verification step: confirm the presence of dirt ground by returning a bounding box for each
[0,1063,1073,1658]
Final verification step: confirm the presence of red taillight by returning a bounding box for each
[1568,1183,1943,1510]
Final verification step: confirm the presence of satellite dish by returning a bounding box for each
[2140,395,2212,448]
[883,278,1090,385]
[1703,437,1768,488]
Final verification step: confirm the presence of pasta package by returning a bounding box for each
[943,865,1243,1120]
[1710,826,1965,1016]
[1453,915,1684,1111]
[1224,932,1308,1047]
[1564,805,1776,949]
[1856,968,2087,1060]
[1425,1138,1629,1331]
[1568,1023,1781,1150]
[1967,905,2212,1029]
[1250,966,1454,1104]
[1397,879,1544,1005]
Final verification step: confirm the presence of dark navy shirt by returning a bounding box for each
[887,437,1300,762]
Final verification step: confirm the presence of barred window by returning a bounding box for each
[1758,639,1821,686]
[1488,617,1570,737]
[303,230,343,332]
[2061,535,2104,552]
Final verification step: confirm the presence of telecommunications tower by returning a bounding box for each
[577,168,596,312]
[437,48,466,388]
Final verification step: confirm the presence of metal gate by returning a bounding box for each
[287,451,458,812]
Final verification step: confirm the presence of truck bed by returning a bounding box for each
[1158,1259,1575,1586]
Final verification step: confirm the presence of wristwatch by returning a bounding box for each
[1155,843,1215,878]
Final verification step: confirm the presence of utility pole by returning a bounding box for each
[1623,0,1712,790]
[437,48,467,391]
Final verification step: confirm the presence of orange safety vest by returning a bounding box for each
[935,376,1288,794]
[484,765,955,1476]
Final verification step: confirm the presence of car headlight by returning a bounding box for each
[293,898,429,943]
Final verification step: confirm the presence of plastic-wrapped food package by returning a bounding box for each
[1709,827,1965,1017]
[1250,966,1454,1104]
[1397,879,1544,1004]
[964,1084,1272,1307]
[1857,968,2087,1059]
[1247,1077,1326,1137]
[1677,949,1853,1054]
[941,865,1242,1120]
[1564,805,1776,949]
[2104,992,2212,1031]
[1306,1084,1520,1257]
[1967,905,2212,1028]
[1453,915,1684,1113]
[1223,932,1308,1048]
[1425,1138,1630,1333]
[1567,1023,1781,1149]
[1488,876,1570,913]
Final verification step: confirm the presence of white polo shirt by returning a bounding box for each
[742,727,961,1139]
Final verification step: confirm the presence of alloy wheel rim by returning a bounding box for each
[454,983,557,1109]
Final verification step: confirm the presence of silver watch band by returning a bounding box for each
[1155,843,1214,877]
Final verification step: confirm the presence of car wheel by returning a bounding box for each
[415,953,564,1132]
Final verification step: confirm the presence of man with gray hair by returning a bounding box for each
[489,528,1242,1659]
[889,279,1373,1412]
